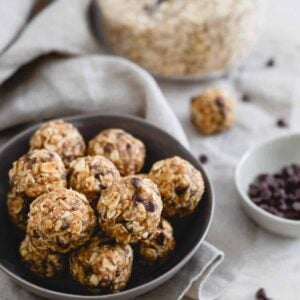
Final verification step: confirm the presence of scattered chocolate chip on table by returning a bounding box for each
[276,118,288,128]
[199,154,209,164]
[265,58,275,68]
[256,287,273,300]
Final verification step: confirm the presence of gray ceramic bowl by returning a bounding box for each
[0,114,213,299]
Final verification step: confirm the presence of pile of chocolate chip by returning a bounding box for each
[248,164,300,220]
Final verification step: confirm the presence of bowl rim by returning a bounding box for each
[0,112,214,299]
[235,132,300,227]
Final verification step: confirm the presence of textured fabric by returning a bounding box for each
[1,0,299,299]
[0,0,224,299]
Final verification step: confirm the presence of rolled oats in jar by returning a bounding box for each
[97,0,262,79]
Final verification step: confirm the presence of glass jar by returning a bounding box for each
[96,0,263,80]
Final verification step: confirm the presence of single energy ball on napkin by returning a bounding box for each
[27,189,96,253]
[97,176,163,244]
[88,129,146,176]
[190,88,236,134]
[139,218,175,264]
[69,236,133,292]
[7,190,29,231]
[149,156,205,217]
[9,149,67,198]
[20,235,64,278]
[29,119,86,167]
[68,155,120,207]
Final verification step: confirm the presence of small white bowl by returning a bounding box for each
[235,133,300,238]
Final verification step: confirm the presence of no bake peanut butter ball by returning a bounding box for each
[9,149,66,198]
[88,129,146,176]
[139,218,175,264]
[97,176,163,244]
[27,189,96,253]
[190,88,236,135]
[7,190,29,231]
[149,156,204,217]
[69,236,133,292]
[7,149,67,230]
[29,119,86,167]
[20,235,64,278]
[69,155,120,207]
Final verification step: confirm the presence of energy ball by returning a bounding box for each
[20,236,64,278]
[97,176,163,244]
[139,218,175,264]
[88,129,146,176]
[9,149,67,198]
[190,88,235,134]
[69,155,120,207]
[7,190,29,231]
[69,236,133,292]
[29,119,86,167]
[149,156,205,218]
[27,189,96,253]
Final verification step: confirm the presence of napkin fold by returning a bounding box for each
[0,0,224,299]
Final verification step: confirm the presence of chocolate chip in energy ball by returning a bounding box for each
[156,233,165,245]
[133,193,145,203]
[214,97,226,115]
[145,202,155,212]
[175,186,188,196]
[132,177,142,189]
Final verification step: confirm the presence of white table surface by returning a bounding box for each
[219,3,300,299]
[161,1,300,299]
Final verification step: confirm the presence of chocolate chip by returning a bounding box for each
[256,288,272,300]
[292,202,300,211]
[132,177,142,189]
[156,233,165,245]
[257,174,269,182]
[214,96,224,108]
[214,96,227,116]
[134,193,145,203]
[241,94,251,102]
[104,144,114,153]
[199,154,208,164]
[276,118,288,128]
[145,202,155,212]
[248,163,300,220]
[175,186,188,196]
[260,189,272,201]
[84,265,93,276]
[266,58,275,68]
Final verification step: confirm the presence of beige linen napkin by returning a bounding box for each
[0,0,224,299]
